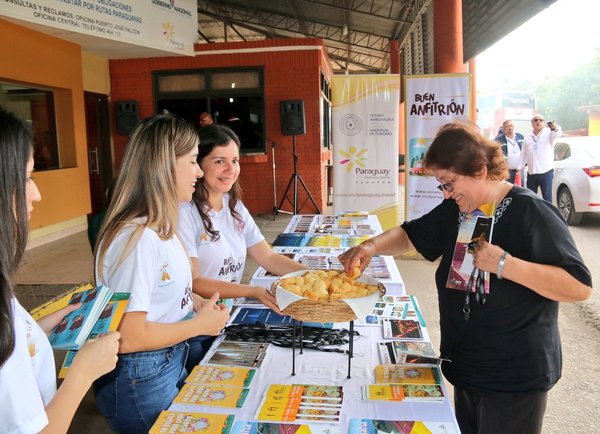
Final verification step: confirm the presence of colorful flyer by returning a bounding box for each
[374,365,440,385]
[173,384,249,408]
[349,419,458,434]
[149,411,234,433]
[185,365,256,388]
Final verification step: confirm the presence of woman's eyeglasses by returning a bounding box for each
[437,175,460,193]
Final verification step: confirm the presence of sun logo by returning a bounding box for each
[338,146,367,172]
[162,22,175,41]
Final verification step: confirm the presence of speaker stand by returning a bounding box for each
[274,135,321,216]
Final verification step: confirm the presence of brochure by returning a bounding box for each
[149,411,234,434]
[446,202,496,294]
[185,365,256,388]
[349,418,458,433]
[48,286,124,350]
[231,420,339,434]
[382,319,423,340]
[173,384,249,408]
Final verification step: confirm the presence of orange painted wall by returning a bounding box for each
[0,19,91,229]
[109,38,332,214]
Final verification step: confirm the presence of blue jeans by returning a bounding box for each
[527,169,553,202]
[93,341,189,434]
[185,335,216,373]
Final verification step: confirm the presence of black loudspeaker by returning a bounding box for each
[280,100,305,135]
[115,100,139,135]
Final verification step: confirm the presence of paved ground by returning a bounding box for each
[14,206,600,433]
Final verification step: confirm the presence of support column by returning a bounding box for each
[389,39,406,185]
[468,58,477,122]
[433,0,466,73]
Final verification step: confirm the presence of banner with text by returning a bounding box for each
[0,0,197,56]
[332,75,400,230]
[404,74,472,221]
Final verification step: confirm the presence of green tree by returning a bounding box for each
[534,51,600,131]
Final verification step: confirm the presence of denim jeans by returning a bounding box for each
[527,169,553,202]
[93,341,189,434]
[185,335,216,373]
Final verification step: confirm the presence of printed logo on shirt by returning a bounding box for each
[198,231,212,246]
[159,262,173,287]
[180,283,194,312]
[218,255,244,279]
[25,318,36,357]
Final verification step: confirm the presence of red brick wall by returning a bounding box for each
[109,38,332,214]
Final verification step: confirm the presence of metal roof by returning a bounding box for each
[3,0,558,73]
[195,0,558,74]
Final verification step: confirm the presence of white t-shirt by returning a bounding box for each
[96,220,194,323]
[178,196,264,284]
[0,298,56,434]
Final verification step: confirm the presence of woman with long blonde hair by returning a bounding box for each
[93,113,229,433]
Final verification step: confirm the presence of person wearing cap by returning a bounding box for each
[520,115,561,202]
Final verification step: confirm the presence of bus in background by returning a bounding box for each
[477,91,536,139]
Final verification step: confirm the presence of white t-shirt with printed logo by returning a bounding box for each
[0,298,56,433]
[96,221,194,323]
[178,196,264,284]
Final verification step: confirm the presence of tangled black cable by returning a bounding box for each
[224,323,360,353]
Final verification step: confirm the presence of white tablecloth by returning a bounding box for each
[170,321,459,431]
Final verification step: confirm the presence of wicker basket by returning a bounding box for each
[272,271,386,323]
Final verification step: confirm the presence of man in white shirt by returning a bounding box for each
[520,115,562,202]
[495,119,524,186]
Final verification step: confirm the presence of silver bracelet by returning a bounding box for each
[497,251,509,280]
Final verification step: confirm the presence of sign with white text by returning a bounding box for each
[0,0,197,56]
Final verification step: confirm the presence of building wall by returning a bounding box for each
[109,38,332,214]
[0,19,92,241]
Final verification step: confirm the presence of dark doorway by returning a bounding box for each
[84,92,113,216]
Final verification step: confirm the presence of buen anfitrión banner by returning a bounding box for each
[332,75,400,230]
[404,74,472,221]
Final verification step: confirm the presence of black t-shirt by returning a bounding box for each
[402,186,591,394]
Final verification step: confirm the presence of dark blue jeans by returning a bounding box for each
[93,341,189,434]
[185,334,216,373]
[526,169,553,202]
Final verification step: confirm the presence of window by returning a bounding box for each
[320,72,332,149]
[154,68,265,153]
[0,82,59,170]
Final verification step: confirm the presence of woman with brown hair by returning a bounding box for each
[340,121,592,434]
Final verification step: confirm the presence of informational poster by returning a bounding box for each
[332,75,400,230]
[404,74,472,220]
[0,0,197,56]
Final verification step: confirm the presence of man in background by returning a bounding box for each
[521,115,562,202]
[198,112,214,128]
[495,119,525,186]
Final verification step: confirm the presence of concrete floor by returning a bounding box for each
[14,205,600,433]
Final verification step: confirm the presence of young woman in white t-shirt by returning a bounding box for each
[93,114,230,433]
[178,125,306,365]
[0,107,120,434]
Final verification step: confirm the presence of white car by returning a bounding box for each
[552,136,600,225]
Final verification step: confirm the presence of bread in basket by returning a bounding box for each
[272,269,386,323]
